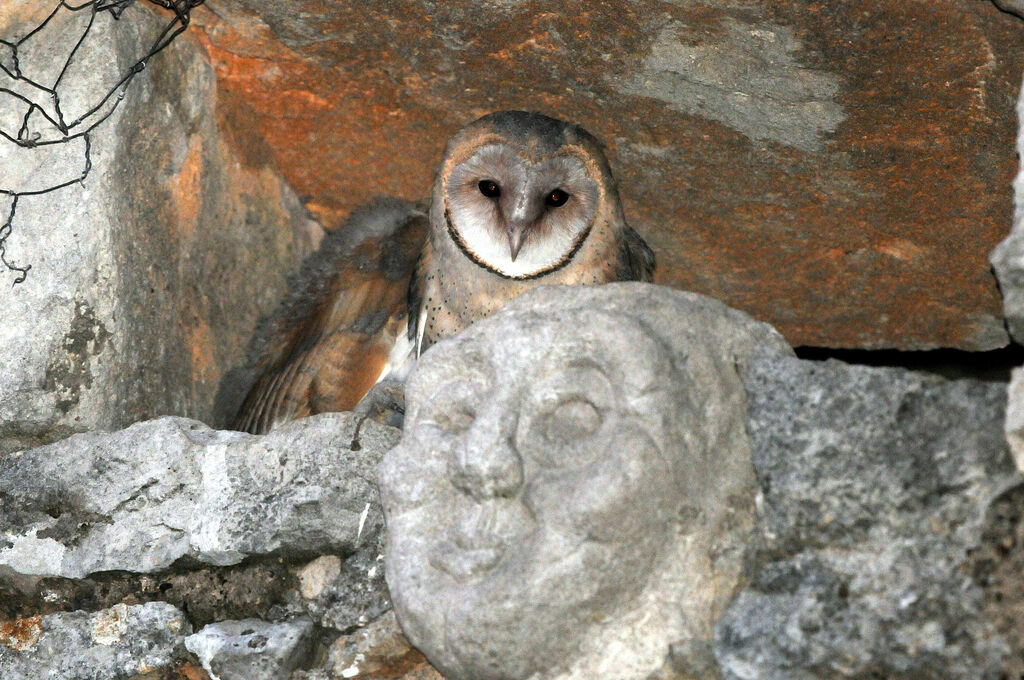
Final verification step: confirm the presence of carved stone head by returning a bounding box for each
[379,283,790,680]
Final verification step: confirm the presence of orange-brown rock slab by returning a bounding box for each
[191,0,1023,350]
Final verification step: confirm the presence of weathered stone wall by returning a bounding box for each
[718,354,1021,679]
[2,288,1022,679]
[0,4,319,453]
[0,413,399,680]
[1,1,1024,679]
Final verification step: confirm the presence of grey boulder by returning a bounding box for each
[0,2,317,453]
[992,0,1024,19]
[989,75,1024,342]
[1007,366,1024,473]
[185,618,315,680]
[715,354,1021,679]
[0,602,190,680]
[382,282,792,680]
[0,413,400,580]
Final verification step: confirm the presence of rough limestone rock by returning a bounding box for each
[991,78,1024,472]
[1007,366,1024,473]
[0,557,295,629]
[990,75,1024,343]
[294,533,390,633]
[0,413,399,580]
[191,0,1023,349]
[0,602,191,680]
[291,611,442,680]
[968,480,1024,678]
[0,3,319,454]
[381,283,792,680]
[993,0,1024,19]
[185,618,314,680]
[715,355,1022,679]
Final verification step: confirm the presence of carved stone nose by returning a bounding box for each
[449,418,524,501]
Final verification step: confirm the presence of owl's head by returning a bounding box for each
[435,111,620,279]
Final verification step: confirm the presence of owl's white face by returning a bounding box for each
[444,143,601,279]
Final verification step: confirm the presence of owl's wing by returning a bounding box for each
[616,223,656,282]
[233,201,428,434]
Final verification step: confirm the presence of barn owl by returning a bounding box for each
[233,111,655,435]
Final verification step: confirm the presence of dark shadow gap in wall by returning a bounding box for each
[793,344,1024,383]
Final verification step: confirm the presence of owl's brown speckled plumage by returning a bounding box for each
[234,111,653,434]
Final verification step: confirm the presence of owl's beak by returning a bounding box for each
[507,226,526,262]
[507,197,540,262]
[506,209,534,262]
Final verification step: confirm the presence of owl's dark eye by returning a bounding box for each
[545,188,569,207]
[478,180,501,198]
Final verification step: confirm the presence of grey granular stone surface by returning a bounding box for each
[296,532,390,633]
[715,354,1022,680]
[992,0,1024,19]
[0,602,191,680]
[989,74,1024,343]
[185,618,315,680]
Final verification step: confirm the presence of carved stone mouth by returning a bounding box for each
[428,501,513,579]
[429,537,505,580]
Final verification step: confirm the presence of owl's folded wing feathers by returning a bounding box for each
[615,223,656,283]
[234,201,427,434]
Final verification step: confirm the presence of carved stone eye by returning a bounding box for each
[514,363,614,468]
[545,398,601,442]
[545,188,569,207]
[517,395,605,469]
[478,180,501,198]
[433,406,476,434]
